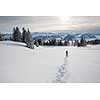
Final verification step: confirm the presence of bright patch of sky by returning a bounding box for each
[0,16,100,33]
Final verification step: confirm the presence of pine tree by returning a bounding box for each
[16,27,22,42]
[13,27,22,42]
[26,29,34,49]
[25,29,32,43]
[0,33,2,41]
[22,27,27,43]
[34,40,39,47]
[80,37,87,46]
[13,27,16,41]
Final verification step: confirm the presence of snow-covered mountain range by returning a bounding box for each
[1,32,100,41]
[32,32,100,41]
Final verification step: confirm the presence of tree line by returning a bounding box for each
[36,38,87,47]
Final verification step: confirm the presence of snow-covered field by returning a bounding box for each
[0,41,100,83]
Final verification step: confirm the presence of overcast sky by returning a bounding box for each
[0,16,100,33]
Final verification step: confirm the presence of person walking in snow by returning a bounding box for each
[66,50,68,57]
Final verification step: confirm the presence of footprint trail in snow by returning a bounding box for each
[55,56,69,83]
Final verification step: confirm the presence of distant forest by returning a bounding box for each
[0,27,100,49]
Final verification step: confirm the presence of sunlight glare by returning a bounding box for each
[59,16,70,22]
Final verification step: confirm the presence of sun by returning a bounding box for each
[59,16,70,22]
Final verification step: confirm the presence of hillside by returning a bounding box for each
[0,41,100,82]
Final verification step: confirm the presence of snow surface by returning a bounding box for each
[0,41,100,83]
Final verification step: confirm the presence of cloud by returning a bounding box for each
[0,16,100,33]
